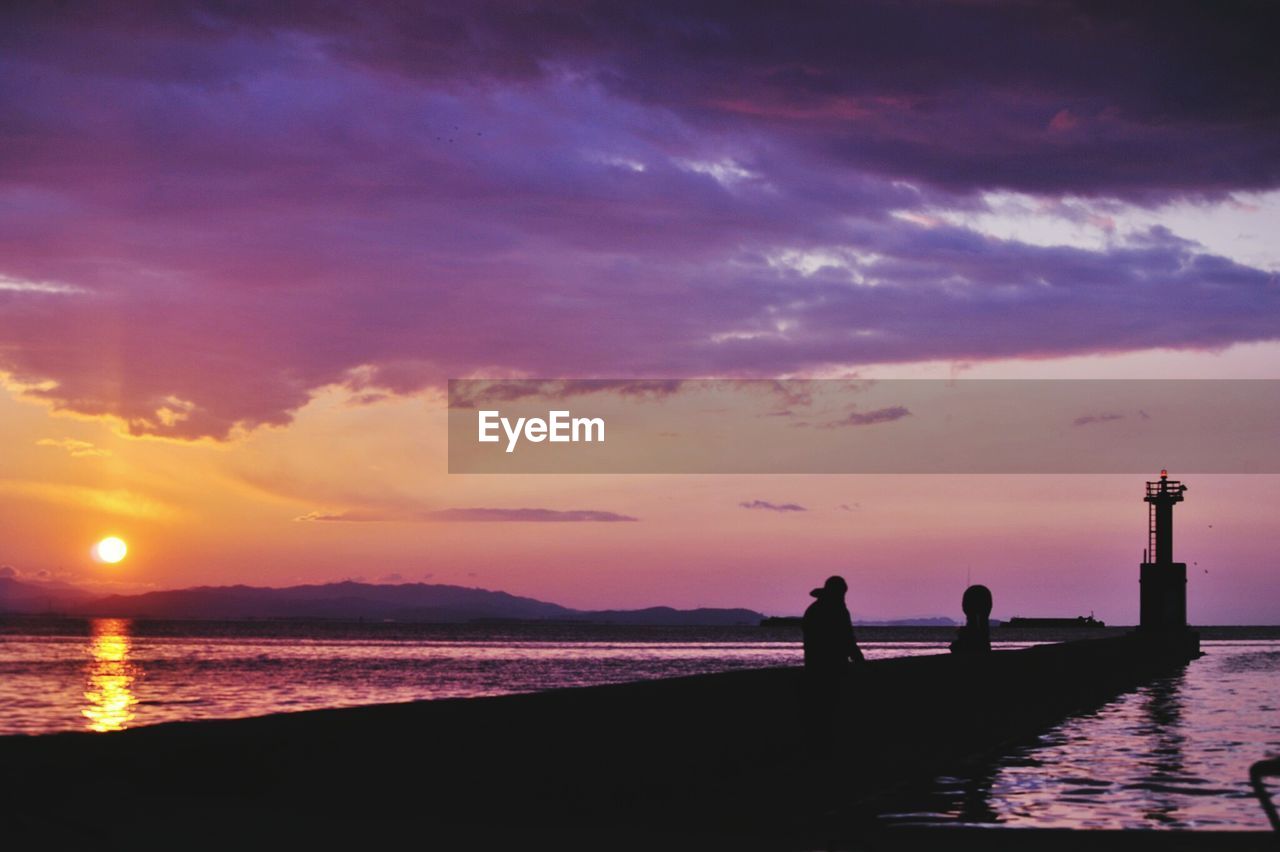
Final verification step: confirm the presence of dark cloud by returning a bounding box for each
[823,406,912,427]
[432,508,638,523]
[1073,412,1126,427]
[739,500,807,513]
[297,507,638,523]
[0,2,1275,439]
[10,1,1269,197]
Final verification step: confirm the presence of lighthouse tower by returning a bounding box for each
[1140,470,1188,631]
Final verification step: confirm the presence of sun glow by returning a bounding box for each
[94,536,128,564]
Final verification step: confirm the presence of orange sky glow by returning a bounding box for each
[3,346,1277,624]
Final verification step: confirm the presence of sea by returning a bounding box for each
[0,616,1275,831]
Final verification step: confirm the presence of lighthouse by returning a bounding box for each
[1140,470,1188,631]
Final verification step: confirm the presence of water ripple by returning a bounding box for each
[885,640,1280,830]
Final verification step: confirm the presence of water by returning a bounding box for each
[1,618,1275,830]
[0,617,970,735]
[884,638,1280,831]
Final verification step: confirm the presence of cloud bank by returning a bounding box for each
[1,2,1277,439]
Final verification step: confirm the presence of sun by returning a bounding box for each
[94,536,128,564]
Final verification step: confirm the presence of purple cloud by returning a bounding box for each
[0,3,1276,439]
[29,0,1264,199]
[449,379,687,409]
[739,500,807,513]
[824,406,912,427]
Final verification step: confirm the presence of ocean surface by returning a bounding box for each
[0,617,1276,830]
[883,635,1280,832]
[0,617,980,734]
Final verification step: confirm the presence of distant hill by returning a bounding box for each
[565,606,762,626]
[40,581,766,626]
[0,576,93,613]
[856,617,957,627]
[760,614,957,628]
[77,581,574,622]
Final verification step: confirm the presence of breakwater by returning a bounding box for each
[0,631,1217,846]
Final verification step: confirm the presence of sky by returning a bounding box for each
[0,1,1277,623]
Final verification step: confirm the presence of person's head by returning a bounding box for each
[961,584,993,625]
[809,575,848,600]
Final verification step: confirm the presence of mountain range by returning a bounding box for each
[0,576,764,626]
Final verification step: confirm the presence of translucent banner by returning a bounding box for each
[447,379,1280,474]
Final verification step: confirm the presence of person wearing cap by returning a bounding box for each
[802,575,866,682]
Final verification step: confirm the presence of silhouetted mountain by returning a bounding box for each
[855,617,957,627]
[77,582,575,622]
[0,576,93,613]
[61,581,766,626]
[570,606,762,626]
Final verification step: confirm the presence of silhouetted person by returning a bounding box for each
[950,584,992,655]
[803,576,865,682]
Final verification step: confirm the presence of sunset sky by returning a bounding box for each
[1,2,1277,623]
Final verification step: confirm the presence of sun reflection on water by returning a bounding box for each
[82,618,139,733]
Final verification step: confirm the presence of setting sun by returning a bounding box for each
[94,536,128,564]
